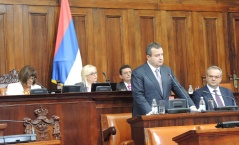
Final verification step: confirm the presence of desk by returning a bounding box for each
[9,140,61,145]
[127,111,239,145]
[173,127,239,145]
[0,91,133,145]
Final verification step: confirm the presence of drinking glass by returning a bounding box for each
[158,100,165,114]
[208,99,215,111]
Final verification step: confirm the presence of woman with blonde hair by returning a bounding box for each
[75,64,97,92]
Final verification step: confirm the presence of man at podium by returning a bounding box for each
[131,42,197,116]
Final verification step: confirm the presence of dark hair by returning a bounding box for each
[146,42,162,56]
[119,65,131,75]
[18,65,37,85]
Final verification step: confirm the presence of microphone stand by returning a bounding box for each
[168,74,190,109]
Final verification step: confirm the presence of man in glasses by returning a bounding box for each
[192,66,236,110]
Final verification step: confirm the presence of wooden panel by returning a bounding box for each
[72,8,94,66]
[133,10,161,67]
[0,91,133,145]
[0,5,6,74]
[165,11,193,89]
[195,12,227,85]
[93,9,128,83]
[228,13,239,92]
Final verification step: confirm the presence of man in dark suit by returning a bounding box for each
[192,66,236,110]
[131,42,197,116]
[116,65,132,91]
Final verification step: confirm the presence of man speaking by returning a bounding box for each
[131,42,197,116]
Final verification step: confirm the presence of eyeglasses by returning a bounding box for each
[28,76,36,81]
[89,72,97,76]
[207,75,221,79]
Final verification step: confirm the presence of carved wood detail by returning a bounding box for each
[0,69,19,84]
[23,107,61,141]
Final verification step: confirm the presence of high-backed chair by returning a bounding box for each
[144,124,216,145]
[23,107,61,141]
[0,69,19,95]
[101,113,134,145]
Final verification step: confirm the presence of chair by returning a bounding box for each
[144,124,217,145]
[23,107,61,141]
[101,113,134,145]
[0,69,19,95]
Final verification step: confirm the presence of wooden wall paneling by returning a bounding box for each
[166,11,193,89]
[103,9,128,83]
[197,12,228,81]
[72,8,94,66]
[133,10,161,67]
[0,5,7,74]
[228,12,239,92]
[27,6,56,89]
[126,9,135,69]
[13,5,25,69]
[92,9,105,83]
[5,5,15,72]
[191,11,202,87]
[159,10,170,69]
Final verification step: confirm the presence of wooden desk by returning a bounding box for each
[0,91,133,145]
[127,111,239,145]
[9,140,61,145]
[173,127,239,145]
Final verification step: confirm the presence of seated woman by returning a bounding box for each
[6,65,41,95]
[75,64,98,92]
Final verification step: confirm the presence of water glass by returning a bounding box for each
[208,99,214,111]
[158,100,165,114]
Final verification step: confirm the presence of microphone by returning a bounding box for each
[202,91,238,107]
[102,72,112,91]
[36,81,46,89]
[102,72,110,83]
[168,74,190,109]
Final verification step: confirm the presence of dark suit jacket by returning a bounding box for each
[75,82,87,92]
[116,82,128,91]
[131,63,195,116]
[192,85,235,110]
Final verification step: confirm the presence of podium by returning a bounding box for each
[173,127,239,145]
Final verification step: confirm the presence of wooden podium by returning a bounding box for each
[173,127,239,145]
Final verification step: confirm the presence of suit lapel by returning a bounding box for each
[219,87,229,106]
[144,64,163,97]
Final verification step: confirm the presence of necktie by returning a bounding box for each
[213,90,223,107]
[127,84,131,91]
[155,69,163,94]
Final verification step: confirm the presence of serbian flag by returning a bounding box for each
[51,0,82,85]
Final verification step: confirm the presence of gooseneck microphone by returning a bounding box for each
[168,74,189,108]
[102,72,112,91]
[202,91,238,107]
[102,72,110,83]
[36,81,46,89]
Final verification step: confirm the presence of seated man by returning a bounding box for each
[192,66,236,110]
[116,65,132,91]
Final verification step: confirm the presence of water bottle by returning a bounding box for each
[57,81,62,92]
[188,85,193,94]
[199,97,206,111]
[151,99,158,114]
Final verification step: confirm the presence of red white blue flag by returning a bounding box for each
[52,0,82,85]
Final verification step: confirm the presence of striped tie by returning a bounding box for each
[155,69,163,94]
[213,90,223,107]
